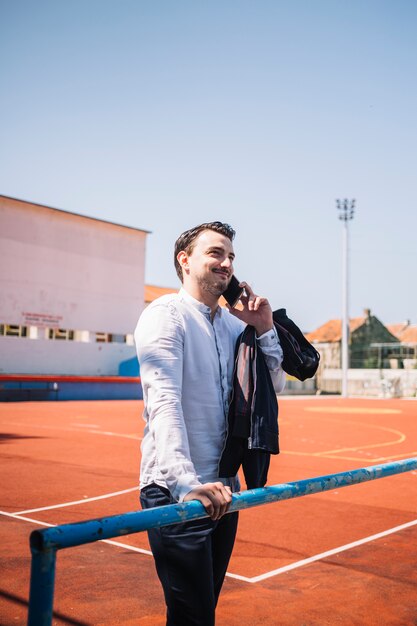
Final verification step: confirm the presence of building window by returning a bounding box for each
[48,328,74,340]
[111,334,125,344]
[0,323,134,345]
[95,332,112,343]
[28,326,38,339]
[125,333,134,346]
[1,324,28,337]
[74,330,90,343]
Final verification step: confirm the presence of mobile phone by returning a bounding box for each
[222,275,244,308]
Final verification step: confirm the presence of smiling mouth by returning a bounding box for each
[213,269,230,278]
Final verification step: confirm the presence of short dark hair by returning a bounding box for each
[174,221,236,281]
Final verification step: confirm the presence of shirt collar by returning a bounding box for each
[179,287,223,319]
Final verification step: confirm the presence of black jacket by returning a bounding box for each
[218,323,278,489]
[219,311,319,489]
[273,309,320,381]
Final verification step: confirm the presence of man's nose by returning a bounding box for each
[221,257,233,269]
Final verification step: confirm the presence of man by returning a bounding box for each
[134,221,285,625]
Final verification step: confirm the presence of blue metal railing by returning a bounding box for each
[27,457,417,625]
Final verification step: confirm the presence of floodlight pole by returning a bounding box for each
[336,199,355,397]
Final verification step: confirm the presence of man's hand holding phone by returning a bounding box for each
[223,277,273,337]
[222,275,244,308]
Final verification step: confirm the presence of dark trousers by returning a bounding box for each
[140,483,239,626]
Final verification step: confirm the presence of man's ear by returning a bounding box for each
[177,250,189,275]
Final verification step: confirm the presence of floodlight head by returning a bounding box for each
[336,198,356,221]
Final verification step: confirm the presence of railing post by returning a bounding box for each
[27,542,57,626]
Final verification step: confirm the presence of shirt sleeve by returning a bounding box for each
[256,327,286,393]
[135,303,202,501]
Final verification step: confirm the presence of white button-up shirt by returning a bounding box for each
[134,288,285,501]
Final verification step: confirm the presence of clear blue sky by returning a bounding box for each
[1,0,416,331]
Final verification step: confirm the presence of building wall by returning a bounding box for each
[0,336,135,376]
[320,368,417,397]
[0,196,147,375]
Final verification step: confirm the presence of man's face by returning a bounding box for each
[181,229,235,298]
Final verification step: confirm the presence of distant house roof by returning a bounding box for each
[306,316,366,343]
[386,323,410,340]
[398,325,417,344]
[144,284,229,308]
[145,284,178,304]
[387,322,417,343]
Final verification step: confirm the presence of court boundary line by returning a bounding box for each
[14,487,139,515]
[1,420,142,440]
[2,510,416,584]
[318,425,406,454]
[283,450,417,462]
[246,518,417,583]
[0,511,153,557]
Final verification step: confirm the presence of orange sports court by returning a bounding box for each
[1,395,416,625]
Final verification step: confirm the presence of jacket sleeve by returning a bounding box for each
[256,327,286,393]
[135,303,202,501]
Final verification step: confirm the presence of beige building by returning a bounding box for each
[0,195,148,376]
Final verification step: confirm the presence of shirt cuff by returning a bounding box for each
[256,326,279,347]
[175,475,203,503]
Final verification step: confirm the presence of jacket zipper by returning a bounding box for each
[248,338,258,450]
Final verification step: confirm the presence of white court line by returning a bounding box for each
[86,430,142,440]
[0,511,152,557]
[0,510,233,576]
[1,420,142,440]
[282,450,417,463]
[14,487,139,515]
[0,510,55,527]
[104,539,152,556]
[246,518,417,583]
[1,509,416,585]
